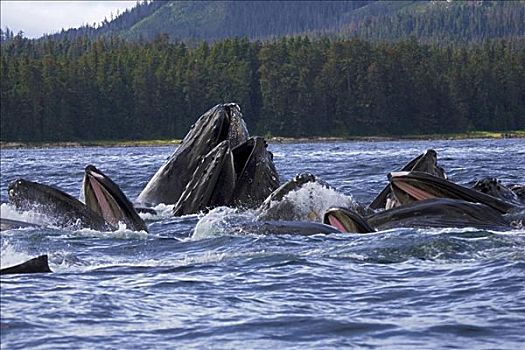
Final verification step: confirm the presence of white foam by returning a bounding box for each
[192,207,257,240]
[260,181,359,222]
[138,203,176,221]
[0,203,49,226]
[414,226,525,236]
[73,222,148,239]
[0,241,32,268]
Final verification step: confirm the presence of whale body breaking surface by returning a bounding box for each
[1,103,524,275]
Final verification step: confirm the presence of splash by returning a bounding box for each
[258,181,360,222]
[138,203,176,221]
[192,207,257,240]
[73,221,148,239]
[0,241,32,268]
[0,202,49,226]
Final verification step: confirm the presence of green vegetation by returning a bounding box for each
[18,1,523,44]
[397,130,525,140]
[342,0,525,43]
[0,139,181,149]
[2,131,522,150]
[1,34,524,142]
[1,1,524,142]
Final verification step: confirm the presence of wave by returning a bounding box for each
[0,241,34,269]
[192,207,257,240]
[73,222,148,239]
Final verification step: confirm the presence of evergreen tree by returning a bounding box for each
[1,34,524,142]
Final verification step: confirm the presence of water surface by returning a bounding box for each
[1,139,524,349]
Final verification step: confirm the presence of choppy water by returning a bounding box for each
[1,139,524,349]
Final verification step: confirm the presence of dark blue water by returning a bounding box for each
[1,139,524,349]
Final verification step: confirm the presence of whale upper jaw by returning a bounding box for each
[388,171,518,214]
[83,165,148,232]
[136,103,249,206]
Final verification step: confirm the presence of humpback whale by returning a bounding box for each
[324,198,512,233]
[172,136,279,216]
[7,169,148,232]
[388,171,518,214]
[472,178,525,206]
[83,165,148,232]
[257,172,366,222]
[173,137,279,216]
[260,173,321,207]
[238,220,341,236]
[137,103,249,206]
[0,255,52,275]
[8,179,111,231]
[173,140,236,216]
[258,172,331,221]
[324,207,375,233]
[230,136,279,209]
[0,217,42,230]
[369,149,446,210]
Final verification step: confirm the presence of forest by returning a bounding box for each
[1,34,524,142]
[36,1,525,44]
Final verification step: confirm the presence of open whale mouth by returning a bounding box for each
[232,137,260,179]
[369,149,447,210]
[388,171,516,214]
[172,136,278,216]
[84,166,123,226]
[323,207,374,233]
[230,136,279,208]
[389,172,437,201]
[324,210,350,232]
[83,165,147,231]
[173,140,235,216]
[136,103,249,206]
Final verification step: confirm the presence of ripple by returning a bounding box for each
[1,139,525,349]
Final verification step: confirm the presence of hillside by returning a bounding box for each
[1,1,524,142]
[36,0,524,43]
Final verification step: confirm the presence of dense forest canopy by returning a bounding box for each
[1,34,524,142]
[1,1,524,142]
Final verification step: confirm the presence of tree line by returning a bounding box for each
[29,1,524,45]
[1,34,524,142]
[345,0,525,43]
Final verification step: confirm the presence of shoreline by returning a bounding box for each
[1,131,524,149]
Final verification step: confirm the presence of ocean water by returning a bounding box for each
[1,139,524,349]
